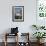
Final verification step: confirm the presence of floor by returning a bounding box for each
[0,42,46,46]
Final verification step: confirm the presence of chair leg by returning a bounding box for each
[4,41,7,46]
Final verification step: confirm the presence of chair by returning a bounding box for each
[18,33,30,46]
[4,27,19,46]
[4,33,18,46]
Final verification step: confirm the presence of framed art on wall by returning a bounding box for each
[12,6,24,22]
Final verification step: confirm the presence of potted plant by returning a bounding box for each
[33,32,46,43]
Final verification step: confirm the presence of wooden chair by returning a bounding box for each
[18,33,30,46]
[4,33,18,46]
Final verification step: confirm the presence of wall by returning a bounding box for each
[0,0,36,42]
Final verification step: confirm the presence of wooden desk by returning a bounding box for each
[4,33,18,46]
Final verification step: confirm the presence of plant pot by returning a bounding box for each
[37,39,45,44]
[40,38,45,43]
[37,39,40,43]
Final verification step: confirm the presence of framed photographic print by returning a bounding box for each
[12,6,24,22]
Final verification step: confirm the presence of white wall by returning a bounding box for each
[0,0,37,42]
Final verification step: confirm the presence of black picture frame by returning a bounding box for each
[12,6,24,22]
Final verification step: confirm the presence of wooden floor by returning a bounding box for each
[0,42,46,46]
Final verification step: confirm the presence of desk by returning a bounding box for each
[4,33,18,46]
